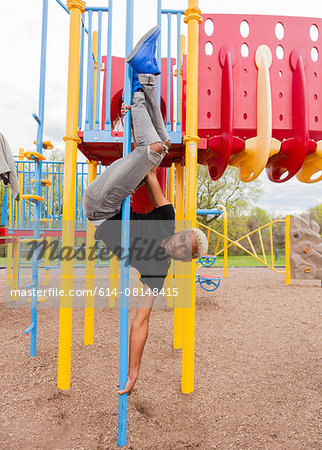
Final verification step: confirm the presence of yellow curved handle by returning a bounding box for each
[296,141,322,183]
[230,45,280,182]
[21,194,45,202]
[24,151,46,161]
[41,178,53,186]
[33,140,53,150]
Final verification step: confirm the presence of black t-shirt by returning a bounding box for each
[94,204,175,290]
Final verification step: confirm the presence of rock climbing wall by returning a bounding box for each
[289,215,322,280]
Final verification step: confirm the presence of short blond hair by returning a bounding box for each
[188,228,208,259]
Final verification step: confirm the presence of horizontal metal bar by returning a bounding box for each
[85,7,109,12]
[161,9,185,14]
[197,209,222,216]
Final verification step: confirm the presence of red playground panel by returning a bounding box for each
[78,57,183,167]
[198,14,322,182]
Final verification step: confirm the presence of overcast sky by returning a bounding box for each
[0,0,321,216]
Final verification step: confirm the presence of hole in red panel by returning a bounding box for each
[279,92,283,99]
[314,94,318,100]
[207,66,212,73]
[276,45,284,60]
[313,72,317,78]
[240,20,250,38]
[310,24,319,42]
[243,113,247,120]
[207,112,211,118]
[204,19,214,37]
[311,47,319,62]
[205,42,214,56]
[243,68,248,75]
[275,22,285,40]
[314,116,318,122]
[279,114,283,121]
[243,91,247,97]
[279,70,283,78]
[207,89,211,96]
[241,43,249,58]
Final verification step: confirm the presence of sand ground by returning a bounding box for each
[0,267,321,449]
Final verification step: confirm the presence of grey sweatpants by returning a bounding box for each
[83,74,170,222]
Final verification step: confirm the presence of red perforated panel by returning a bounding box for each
[198,14,322,141]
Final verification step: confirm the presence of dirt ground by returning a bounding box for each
[0,267,321,450]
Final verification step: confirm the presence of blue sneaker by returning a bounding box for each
[126,26,161,75]
[132,70,143,95]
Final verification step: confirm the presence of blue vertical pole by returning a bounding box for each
[81,162,84,225]
[118,0,133,445]
[1,185,7,226]
[58,164,62,228]
[76,165,79,228]
[105,0,113,131]
[28,0,48,357]
[166,12,171,131]
[22,163,25,228]
[78,17,85,131]
[157,0,162,102]
[94,10,103,130]
[85,11,93,130]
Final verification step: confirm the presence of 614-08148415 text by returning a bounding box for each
[9,287,179,298]
[98,287,179,297]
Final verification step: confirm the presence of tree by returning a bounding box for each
[196,164,264,230]
[247,207,272,231]
[195,165,265,255]
[309,203,322,235]
[197,165,264,215]
[45,147,64,162]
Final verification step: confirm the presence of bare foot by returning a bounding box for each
[117,376,137,395]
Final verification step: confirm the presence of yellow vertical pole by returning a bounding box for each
[173,35,186,349]
[44,180,52,287]
[17,148,24,225]
[218,204,228,277]
[168,164,174,205]
[83,26,99,340]
[11,238,19,300]
[182,0,202,394]
[84,161,97,345]
[92,31,98,128]
[269,224,274,270]
[6,185,13,287]
[44,236,50,286]
[58,0,85,391]
[285,215,291,285]
[11,149,24,297]
[6,243,13,287]
[109,253,119,308]
[174,163,184,349]
[165,164,175,307]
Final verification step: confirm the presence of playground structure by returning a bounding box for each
[289,215,322,280]
[1,0,322,446]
